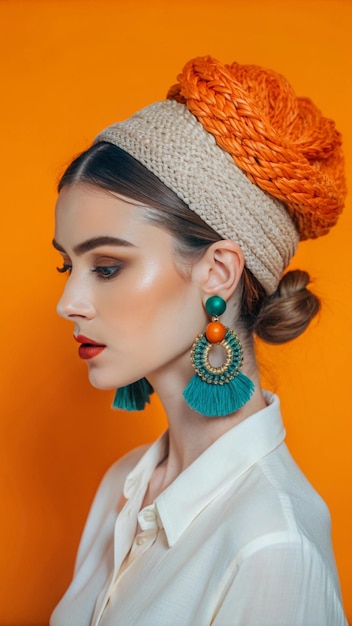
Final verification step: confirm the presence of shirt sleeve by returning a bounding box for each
[211,536,348,626]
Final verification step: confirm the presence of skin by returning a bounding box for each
[54,183,266,504]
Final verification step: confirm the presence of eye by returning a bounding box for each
[56,264,72,275]
[91,265,123,280]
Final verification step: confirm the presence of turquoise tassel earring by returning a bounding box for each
[112,378,154,411]
[183,296,255,417]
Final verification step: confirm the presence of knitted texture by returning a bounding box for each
[168,56,346,240]
[96,100,298,294]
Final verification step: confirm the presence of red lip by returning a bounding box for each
[74,334,105,346]
[74,335,106,360]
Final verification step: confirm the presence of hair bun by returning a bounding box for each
[277,269,310,296]
[168,56,346,240]
[254,270,320,344]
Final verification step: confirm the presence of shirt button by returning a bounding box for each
[136,536,147,546]
[143,509,156,522]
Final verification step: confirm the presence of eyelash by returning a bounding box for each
[56,264,122,280]
[91,266,122,279]
[56,264,72,275]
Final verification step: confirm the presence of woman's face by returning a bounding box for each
[54,184,205,392]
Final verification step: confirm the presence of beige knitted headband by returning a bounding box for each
[95,57,345,294]
[96,100,298,294]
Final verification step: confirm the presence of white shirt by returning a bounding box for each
[50,393,347,625]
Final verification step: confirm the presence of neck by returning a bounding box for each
[146,365,266,494]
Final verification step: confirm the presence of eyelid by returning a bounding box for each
[93,253,125,263]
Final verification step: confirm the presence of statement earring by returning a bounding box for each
[183,296,254,417]
[112,378,154,411]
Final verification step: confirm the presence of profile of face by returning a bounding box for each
[54,184,208,393]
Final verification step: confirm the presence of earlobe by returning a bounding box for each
[196,240,245,300]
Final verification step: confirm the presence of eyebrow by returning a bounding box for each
[52,236,135,255]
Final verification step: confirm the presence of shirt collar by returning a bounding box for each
[123,433,168,500]
[123,392,285,547]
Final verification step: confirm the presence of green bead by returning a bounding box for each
[205,296,226,317]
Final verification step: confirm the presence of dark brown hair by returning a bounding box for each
[58,142,320,344]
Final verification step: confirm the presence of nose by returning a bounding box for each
[56,274,96,320]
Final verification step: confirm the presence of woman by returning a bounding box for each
[50,57,347,625]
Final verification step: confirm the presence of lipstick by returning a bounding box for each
[74,335,106,360]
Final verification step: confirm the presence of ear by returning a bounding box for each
[192,240,245,301]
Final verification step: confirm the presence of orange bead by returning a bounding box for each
[205,321,226,343]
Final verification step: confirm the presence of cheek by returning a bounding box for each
[109,267,201,349]
[136,282,203,358]
[131,259,186,312]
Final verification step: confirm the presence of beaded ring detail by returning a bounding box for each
[191,329,243,384]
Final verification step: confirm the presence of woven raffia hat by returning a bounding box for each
[96,56,346,294]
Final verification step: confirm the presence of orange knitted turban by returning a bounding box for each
[96,56,346,293]
[167,56,346,240]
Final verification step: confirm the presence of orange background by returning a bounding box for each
[1,1,351,624]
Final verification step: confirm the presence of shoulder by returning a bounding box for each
[84,443,152,531]
[93,443,151,510]
[216,442,331,559]
[102,443,151,482]
[73,443,151,574]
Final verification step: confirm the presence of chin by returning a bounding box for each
[87,371,117,391]
[87,369,138,392]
